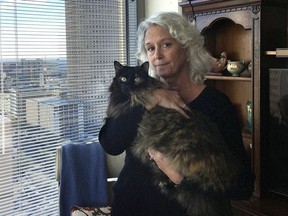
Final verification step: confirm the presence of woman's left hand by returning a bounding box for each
[148,148,183,184]
[145,89,190,118]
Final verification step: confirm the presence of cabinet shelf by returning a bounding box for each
[205,75,251,81]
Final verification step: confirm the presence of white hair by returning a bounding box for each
[136,12,212,84]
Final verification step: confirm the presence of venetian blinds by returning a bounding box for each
[0,0,137,214]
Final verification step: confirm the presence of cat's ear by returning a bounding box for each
[141,61,149,72]
[114,61,123,72]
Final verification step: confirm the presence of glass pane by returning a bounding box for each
[268,68,288,196]
[0,0,136,214]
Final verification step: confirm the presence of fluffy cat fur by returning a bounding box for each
[106,61,162,117]
[107,61,242,216]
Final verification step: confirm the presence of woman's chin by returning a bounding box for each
[168,84,177,91]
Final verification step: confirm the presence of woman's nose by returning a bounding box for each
[154,47,163,59]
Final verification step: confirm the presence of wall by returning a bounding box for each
[144,0,181,17]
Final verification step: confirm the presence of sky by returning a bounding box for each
[0,0,67,60]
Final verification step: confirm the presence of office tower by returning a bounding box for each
[64,0,130,136]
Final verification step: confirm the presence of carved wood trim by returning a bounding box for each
[192,5,253,17]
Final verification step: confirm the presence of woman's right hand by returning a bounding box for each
[145,89,190,118]
[148,148,183,185]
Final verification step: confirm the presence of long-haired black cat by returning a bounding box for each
[106,61,243,216]
[106,61,162,117]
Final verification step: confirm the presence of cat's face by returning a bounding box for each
[113,61,150,94]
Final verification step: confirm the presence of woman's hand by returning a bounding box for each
[148,148,183,185]
[145,89,190,118]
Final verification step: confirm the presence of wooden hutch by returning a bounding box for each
[179,0,288,215]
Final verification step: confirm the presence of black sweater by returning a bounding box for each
[99,86,254,216]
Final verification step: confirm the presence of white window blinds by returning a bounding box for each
[0,0,137,215]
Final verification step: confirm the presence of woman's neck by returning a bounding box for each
[160,71,206,103]
[178,80,206,104]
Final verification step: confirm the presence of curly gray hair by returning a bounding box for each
[136,12,212,84]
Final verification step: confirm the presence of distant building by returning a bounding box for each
[26,96,84,141]
[21,58,44,84]
[9,86,55,119]
[0,91,11,115]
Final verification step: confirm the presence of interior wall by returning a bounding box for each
[144,0,181,18]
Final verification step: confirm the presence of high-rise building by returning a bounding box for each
[64,0,137,137]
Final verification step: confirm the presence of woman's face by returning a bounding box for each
[144,25,188,80]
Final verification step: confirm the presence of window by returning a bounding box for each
[0,0,137,214]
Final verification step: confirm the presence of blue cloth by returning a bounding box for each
[59,142,108,216]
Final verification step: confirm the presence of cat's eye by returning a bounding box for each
[135,77,142,84]
[120,77,127,82]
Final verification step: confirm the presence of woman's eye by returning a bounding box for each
[120,77,127,82]
[146,47,154,52]
[162,43,171,48]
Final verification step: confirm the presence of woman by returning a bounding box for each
[99,12,254,216]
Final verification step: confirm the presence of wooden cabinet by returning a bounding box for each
[179,1,288,215]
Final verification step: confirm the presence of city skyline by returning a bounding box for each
[0,0,66,59]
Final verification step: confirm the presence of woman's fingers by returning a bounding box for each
[153,89,190,118]
[148,148,183,184]
[173,106,190,119]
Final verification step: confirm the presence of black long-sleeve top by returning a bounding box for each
[99,86,254,216]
